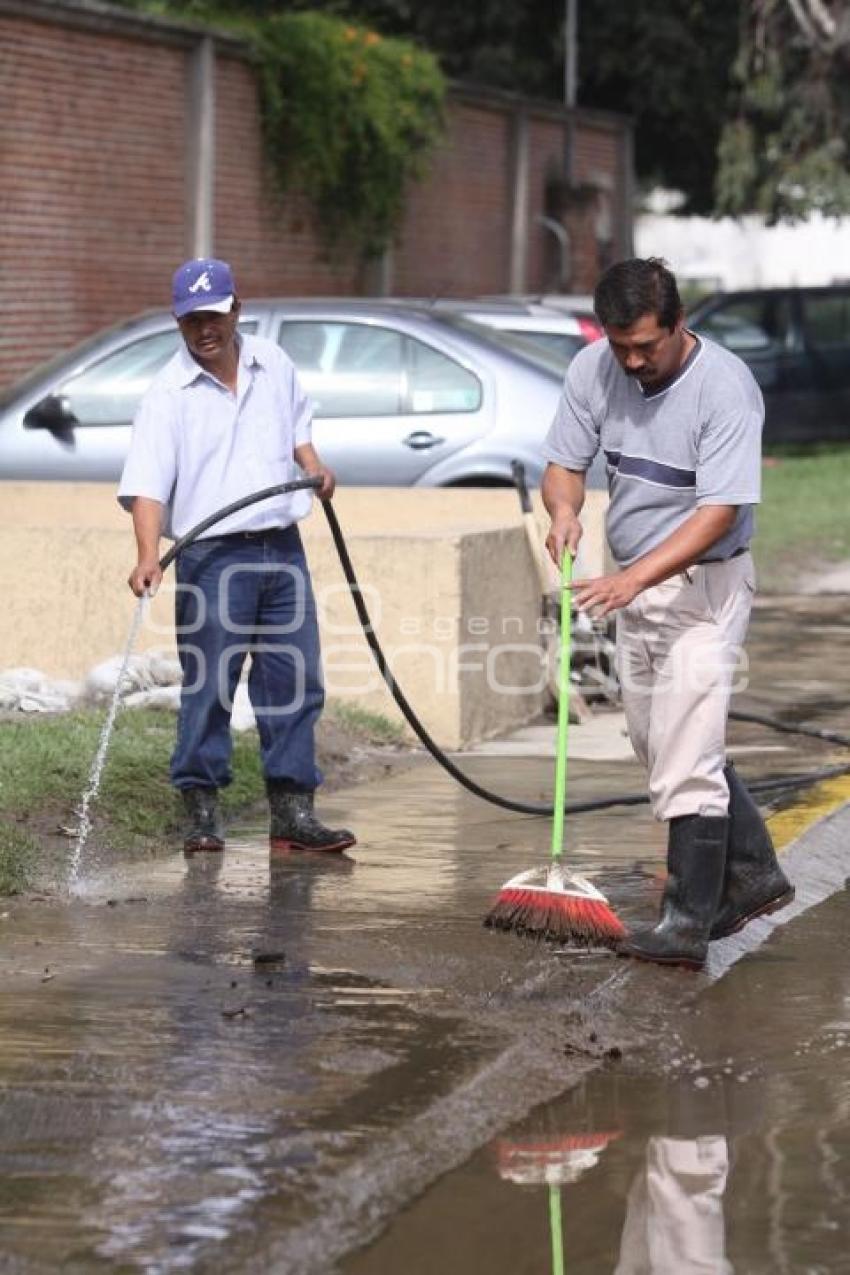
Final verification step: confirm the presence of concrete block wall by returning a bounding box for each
[0,485,609,749]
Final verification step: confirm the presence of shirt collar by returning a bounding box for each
[173,332,265,388]
[638,333,702,399]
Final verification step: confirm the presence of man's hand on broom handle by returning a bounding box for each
[542,462,585,567]
[568,504,739,619]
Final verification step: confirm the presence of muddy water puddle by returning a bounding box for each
[1,591,849,1274]
[0,761,660,1273]
[0,882,495,1271]
[346,888,850,1275]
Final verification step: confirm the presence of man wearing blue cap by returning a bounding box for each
[118,257,356,856]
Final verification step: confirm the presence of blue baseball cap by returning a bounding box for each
[172,257,236,318]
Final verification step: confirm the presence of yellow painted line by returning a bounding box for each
[768,773,850,852]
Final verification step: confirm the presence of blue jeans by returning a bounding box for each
[171,525,324,792]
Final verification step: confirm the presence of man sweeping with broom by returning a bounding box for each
[541,257,793,970]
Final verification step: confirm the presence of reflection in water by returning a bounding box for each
[0,814,498,1274]
[495,1083,735,1275]
[87,848,342,1269]
[496,1120,622,1275]
[615,1136,732,1275]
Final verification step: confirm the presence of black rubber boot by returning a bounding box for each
[709,762,794,940]
[619,814,728,970]
[181,786,224,853]
[267,779,356,853]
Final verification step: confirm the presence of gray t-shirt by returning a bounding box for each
[542,335,763,566]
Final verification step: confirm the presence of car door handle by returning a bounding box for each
[402,430,445,450]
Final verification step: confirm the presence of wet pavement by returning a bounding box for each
[346,888,850,1275]
[0,594,849,1272]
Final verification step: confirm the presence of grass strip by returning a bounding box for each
[0,700,402,894]
[755,443,850,590]
[0,706,260,893]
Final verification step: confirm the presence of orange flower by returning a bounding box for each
[365,31,381,46]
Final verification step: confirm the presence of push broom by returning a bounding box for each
[484,551,626,947]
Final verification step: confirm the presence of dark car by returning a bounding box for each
[688,286,850,445]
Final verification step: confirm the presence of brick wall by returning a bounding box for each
[213,57,360,297]
[0,13,187,388]
[0,2,632,390]
[392,102,513,297]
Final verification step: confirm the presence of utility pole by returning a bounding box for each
[564,0,578,186]
[187,36,215,258]
[564,0,578,109]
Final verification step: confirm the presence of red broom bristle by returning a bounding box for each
[484,886,625,948]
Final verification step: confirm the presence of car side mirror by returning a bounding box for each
[23,393,78,432]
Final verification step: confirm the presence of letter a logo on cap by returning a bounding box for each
[188,270,212,295]
[172,257,236,317]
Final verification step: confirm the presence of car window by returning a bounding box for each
[503,330,584,363]
[802,292,850,347]
[407,337,481,412]
[277,320,481,416]
[52,321,258,427]
[437,314,569,376]
[278,321,404,416]
[694,297,791,354]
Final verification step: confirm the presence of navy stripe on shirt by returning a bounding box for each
[606,451,696,489]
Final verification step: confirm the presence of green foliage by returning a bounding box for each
[325,701,405,745]
[110,3,445,257]
[102,0,850,222]
[110,0,744,218]
[0,707,267,891]
[0,827,38,895]
[252,12,445,257]
[577,0,741,217]
[716,4,850,221]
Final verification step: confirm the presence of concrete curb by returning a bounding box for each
[707,798,850,978]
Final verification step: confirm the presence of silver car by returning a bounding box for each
[392,297,601,367]
[0,300,604,488]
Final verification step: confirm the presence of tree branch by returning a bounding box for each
[786,0,842,49]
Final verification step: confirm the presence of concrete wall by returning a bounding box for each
[637,207,850,292]
[0,485,608,749]
[0,0,633,389]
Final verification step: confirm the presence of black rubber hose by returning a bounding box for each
[158,483,850,816]
[320,501,850,814]
[159,477,322,572]
[321,499,559,814]
[728,708,850,750]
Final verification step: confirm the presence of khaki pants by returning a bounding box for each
[615,553,755,821]
[615,1136,733,1275]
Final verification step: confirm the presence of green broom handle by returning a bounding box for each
[551,550,573,863]
[549,1183,565,1275]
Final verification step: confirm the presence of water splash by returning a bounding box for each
[69,595,149,885]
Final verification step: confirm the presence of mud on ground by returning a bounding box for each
[0,707,421,895]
